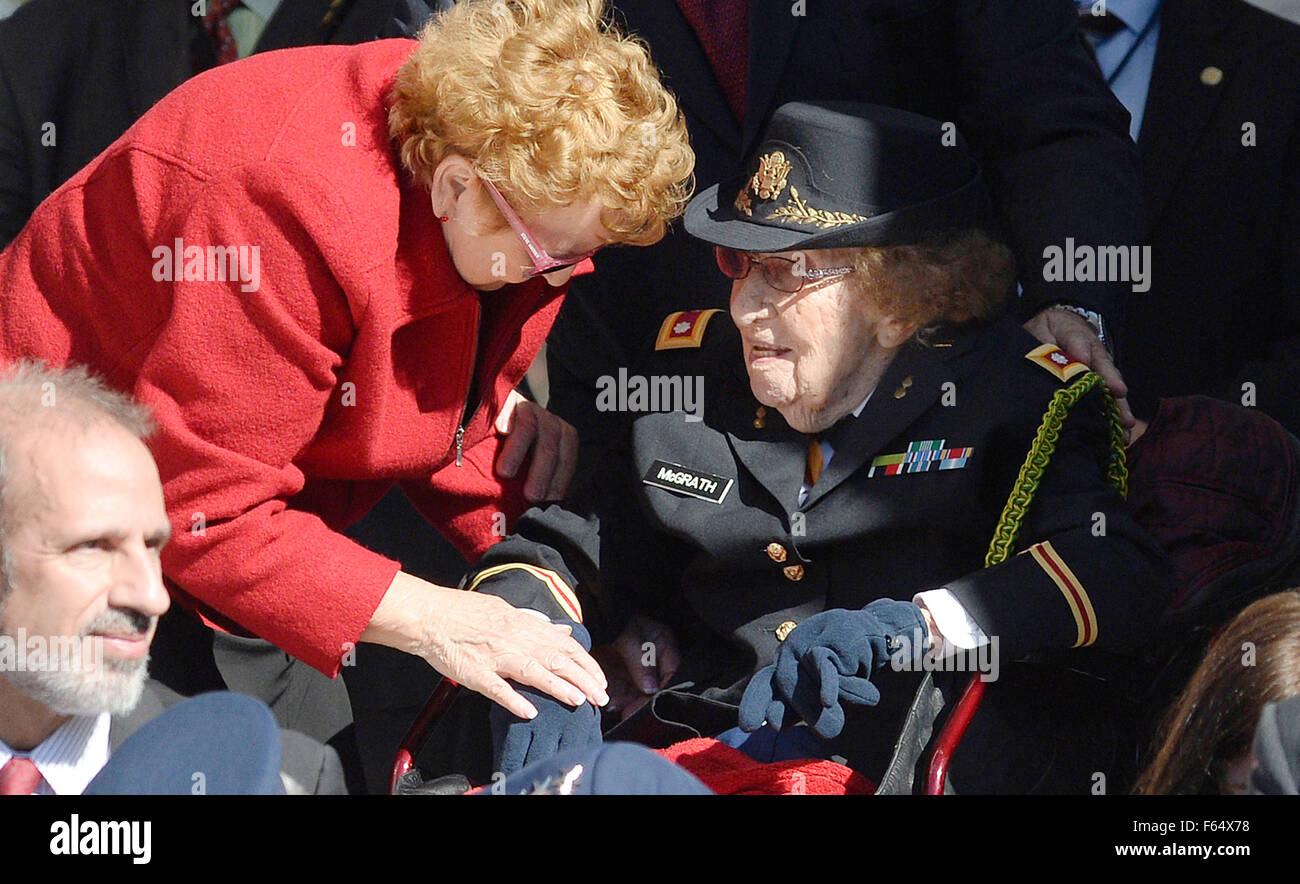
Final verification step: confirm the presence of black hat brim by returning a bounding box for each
[685,170,987,253]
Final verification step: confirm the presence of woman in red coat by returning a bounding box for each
[0,0,693,724]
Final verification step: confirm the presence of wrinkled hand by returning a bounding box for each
[738,600,926,740]
[592,614,680,721]
[491,622,604,775]
[495,389,578,502]
[417,584,609,720]
[1023,308,1135,433]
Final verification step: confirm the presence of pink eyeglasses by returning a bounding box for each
[477,176,600,278]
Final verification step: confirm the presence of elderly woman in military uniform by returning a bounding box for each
[457,102,1171,792]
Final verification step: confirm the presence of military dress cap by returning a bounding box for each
[685,101,987,252]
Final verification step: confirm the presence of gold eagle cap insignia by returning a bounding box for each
[749,151,792,201]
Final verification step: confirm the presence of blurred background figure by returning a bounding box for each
[0,0,416,248]
[1135,590,1300,794]
[1074,0,1300,438]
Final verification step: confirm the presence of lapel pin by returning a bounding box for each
[753,406,767,428]
[1200,66,1223,86]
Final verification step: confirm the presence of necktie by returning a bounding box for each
[676,0,748,122]
[805,436,824,486]
[0,757,45,795]
[1077,5,1127,39]
[805,414,859,486]
[204,0,245,66]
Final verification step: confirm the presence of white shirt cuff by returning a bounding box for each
[913,588,990,655]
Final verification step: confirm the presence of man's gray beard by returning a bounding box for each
[0,605,152,717]
[1,649,149,717]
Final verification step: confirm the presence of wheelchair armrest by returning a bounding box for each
[925,674,986,795]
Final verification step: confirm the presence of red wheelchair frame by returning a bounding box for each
[388,671,987,795]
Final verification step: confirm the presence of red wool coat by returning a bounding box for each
[0,40,571,676]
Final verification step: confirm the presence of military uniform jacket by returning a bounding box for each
[469,310,1172,706]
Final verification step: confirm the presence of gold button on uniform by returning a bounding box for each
[1200,66,1223,86]
[775,620,797,642]
[766,542,787,563]
[782,564,805,581]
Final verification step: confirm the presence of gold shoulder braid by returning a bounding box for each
[984,372,1127,568]
[768,186,869,229]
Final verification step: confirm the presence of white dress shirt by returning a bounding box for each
[0,713,111,795]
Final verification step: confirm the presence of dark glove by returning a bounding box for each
[490,621,603,776]
[738,600,927,740]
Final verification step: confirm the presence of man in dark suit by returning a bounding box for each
[0,361,344,795]
[1076,0,1300,437]
[0,0,406,247]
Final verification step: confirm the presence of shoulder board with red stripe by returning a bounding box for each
[1025,343,1088,382]
[655,309,722,351]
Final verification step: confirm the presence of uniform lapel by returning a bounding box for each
[801,330,977,510]
[1139,0,1243,232]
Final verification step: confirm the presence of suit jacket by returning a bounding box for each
[110,680,347,794]
[0,41,567,676]
[1121,0,1300,434]
[0,0,401,246]
[469,309,1172,721]
[544,0,1146,455]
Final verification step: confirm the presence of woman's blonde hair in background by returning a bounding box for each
[388,0,694,245]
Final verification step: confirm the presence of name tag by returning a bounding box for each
[642,459,733,504]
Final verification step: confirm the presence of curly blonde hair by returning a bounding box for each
[388,0,694,245]
[843,230,1015,338]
